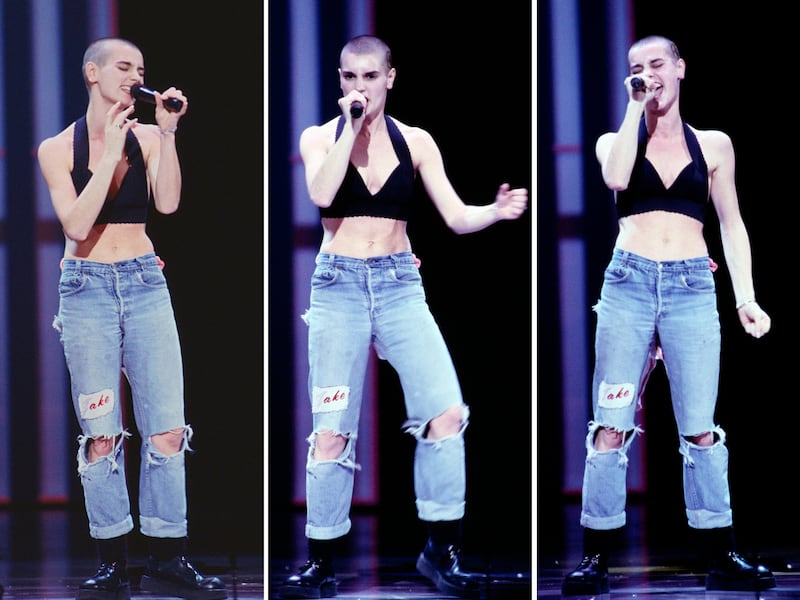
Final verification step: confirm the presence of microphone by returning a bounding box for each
[130,84,183,112]
[350,101,364,118]
[631,77,645,90]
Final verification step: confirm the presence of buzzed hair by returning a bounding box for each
[340,35,393,69]
[629,35,681,62]
[81,37,140,90]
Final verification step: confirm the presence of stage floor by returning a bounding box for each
[0,506,263,599]
[9,501,800,599]
[536,500,800,599]
[267,509,532,599]
[0,554,263,599]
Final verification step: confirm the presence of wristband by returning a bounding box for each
[735,298,755,310]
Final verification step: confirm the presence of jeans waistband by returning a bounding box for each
[316,251,415,269]
[61,253,161,273]
[611,248,710,272]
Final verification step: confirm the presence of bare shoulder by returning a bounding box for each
[691,126,732,147]
[390,117,437,160]
[390,117,432,142]
[300,116,338,148]
[37,123,75,172]
[38,123,73,156]
[689,125,732,155]
[689,125,734,167]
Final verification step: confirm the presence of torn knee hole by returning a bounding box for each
[79,431,129,465]
[150,427,186,456]
[425,406,465,440]
[593,426,631,450]
[313,430,348,460]
[87,435,119,461]
[684,431,715,446]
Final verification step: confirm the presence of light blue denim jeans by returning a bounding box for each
[52,253,191,540]
[581,249,732,531]
[302,252,468,540]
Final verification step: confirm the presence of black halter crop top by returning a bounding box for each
[615,120,709,224]
[320,115,415,221]
[71,115,149,224]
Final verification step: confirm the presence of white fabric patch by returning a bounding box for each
[312,385,349,414]
[78,388,115,420]
[598,380,635,409]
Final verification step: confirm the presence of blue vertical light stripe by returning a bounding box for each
[32,0,69,503]
[289,0,321,506]
[87,0,117,38]
[290,0,320,228]
[549,0,590,493]
[32,1,62,215]
[608,0,635,125]
[346,0,372,36]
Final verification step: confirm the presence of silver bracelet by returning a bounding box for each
[735,298,755,310]
[159,126,178,135]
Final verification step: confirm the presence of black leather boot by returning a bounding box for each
[77,562,130,600]
[280,559,337,599]
[140,536,227,599]
[701,527,776,591]
[416,520,484,598]
[77,536,131,600]
[416,539,483,598]
[561,553,609,595]
[561,527,619,595]
[280,538,339,599]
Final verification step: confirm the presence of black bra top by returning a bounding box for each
[320,115,415,221]
[615,120,709,224]
[71,115,149,224]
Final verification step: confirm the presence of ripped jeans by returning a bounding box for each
[581,249,731,531]
[53,254,190,540]
[302,252,468,540]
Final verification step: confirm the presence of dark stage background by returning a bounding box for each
[538,0,796,564]
[268,0,533,568]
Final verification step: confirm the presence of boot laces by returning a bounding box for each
[577,554,602,569]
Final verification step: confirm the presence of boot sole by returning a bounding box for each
[140,575,228,599]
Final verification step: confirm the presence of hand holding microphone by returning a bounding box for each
[131,84,184,112]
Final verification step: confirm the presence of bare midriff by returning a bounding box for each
[320,216,411,258]
[616,210,707,261]
[64,223,155,263]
